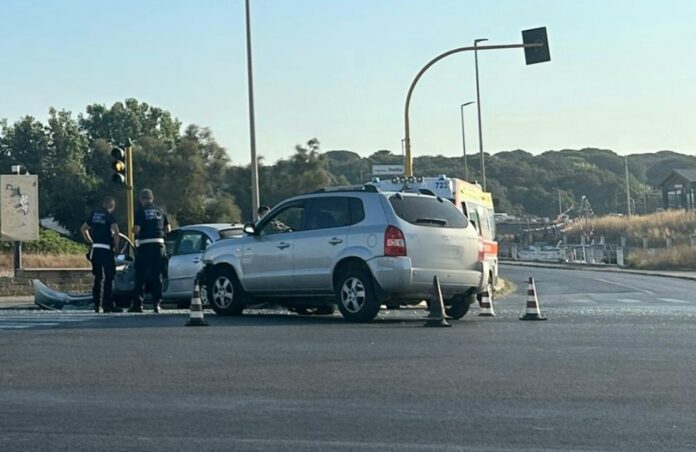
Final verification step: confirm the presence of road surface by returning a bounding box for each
[1,264,695,451]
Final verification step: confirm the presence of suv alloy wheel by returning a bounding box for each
[208,267,245,316]
[335,266,380,322]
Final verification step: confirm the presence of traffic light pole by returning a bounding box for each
[403,41,544,178]
[125,143,135,242]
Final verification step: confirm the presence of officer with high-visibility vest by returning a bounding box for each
[130,188,171,313]
[80,196,120,313]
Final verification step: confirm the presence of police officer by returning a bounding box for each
[80,196,120,313]
[131,189,170,313]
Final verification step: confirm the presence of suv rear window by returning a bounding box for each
[389,195,469,228]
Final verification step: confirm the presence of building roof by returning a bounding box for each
[659,169,696,188]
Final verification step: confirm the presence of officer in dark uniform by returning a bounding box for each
[131,188,170,313]
[80,196,120,313]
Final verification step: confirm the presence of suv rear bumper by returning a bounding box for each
[366,256,485,299]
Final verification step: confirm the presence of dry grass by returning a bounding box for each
[566,210,696,245]
[0,253,90,270]
[626,245,696,270]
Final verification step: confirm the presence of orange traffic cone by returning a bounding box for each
[186,282,209,327]
[520,277,546,321]
[478,289,495,317]
[425,276,451,328]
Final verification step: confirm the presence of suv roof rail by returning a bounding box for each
[311,184,380,194]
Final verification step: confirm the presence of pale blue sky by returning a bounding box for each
[1,0,695,164]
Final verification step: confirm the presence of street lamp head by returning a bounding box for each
[474,38,489,45]
[461,101,475,108]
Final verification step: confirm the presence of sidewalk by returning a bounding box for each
[501,259,696,281]
[0,296,35,309]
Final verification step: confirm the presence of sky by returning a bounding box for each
[1,0,695,164]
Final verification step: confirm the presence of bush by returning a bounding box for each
[0,229,87,255]
[565,210,696,245]
[626,245,696,270]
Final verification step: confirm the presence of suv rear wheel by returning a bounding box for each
[446,292,477,320]
[335,266,380,323]
[208,267,245,316]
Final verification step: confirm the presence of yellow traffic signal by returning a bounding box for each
[111,146,127,185]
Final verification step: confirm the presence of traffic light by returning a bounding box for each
[111,146,127,185]
[522,27,551,65]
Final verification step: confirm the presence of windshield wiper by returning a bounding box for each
[415,218,448,227]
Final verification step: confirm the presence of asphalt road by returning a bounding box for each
[1,265,696,451]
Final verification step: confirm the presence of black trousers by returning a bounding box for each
[91,247,116,309]
[133,243,165,307]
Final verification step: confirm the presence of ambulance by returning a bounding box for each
[369,174,499,297]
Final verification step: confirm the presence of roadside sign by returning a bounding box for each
[0,174,39,241]
[372,165,404,176]
[522,27,551,65]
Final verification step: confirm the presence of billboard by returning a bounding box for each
[1,175,39,241]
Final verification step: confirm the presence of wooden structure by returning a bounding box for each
[659,169,696,210]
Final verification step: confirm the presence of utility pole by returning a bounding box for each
[245,0,260,220]
[558,190,562,216]
[625,155,631,217]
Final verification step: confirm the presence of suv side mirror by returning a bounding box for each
[243,222,257,235]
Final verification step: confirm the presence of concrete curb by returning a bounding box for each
[501,260,696,282]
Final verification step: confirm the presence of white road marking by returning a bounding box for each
[616,299,642,304]
[658,298,689,304]
[0,312,103,330]
[595,278,655,295]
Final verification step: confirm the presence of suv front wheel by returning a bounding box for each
[335,266,380,323]
[207,267,245,316]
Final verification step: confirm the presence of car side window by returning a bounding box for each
[305,197,352,231]
[165,229,181,256]
[469,209,481,235]
[175,231,205,255]
[259,202,307,235]
[349,197,365,224]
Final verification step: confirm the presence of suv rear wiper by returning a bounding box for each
[415,218,448,227]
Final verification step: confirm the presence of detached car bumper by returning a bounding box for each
[366,256,485,299]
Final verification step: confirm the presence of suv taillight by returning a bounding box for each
[478,239,485,262]
[384,225,407,256]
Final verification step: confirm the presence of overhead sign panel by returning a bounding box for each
[522,27,551,65]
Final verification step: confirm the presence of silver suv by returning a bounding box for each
[201,185,489,322]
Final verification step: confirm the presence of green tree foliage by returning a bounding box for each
[1,97,692,239]
[0,99,241,237]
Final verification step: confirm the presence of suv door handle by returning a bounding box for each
[277,242,290,250]
[328,238,343,246]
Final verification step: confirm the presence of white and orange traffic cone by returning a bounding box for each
[520,277,546,321]
[186,282,209,327]
[478,289,495,317]
[425,276,451,328]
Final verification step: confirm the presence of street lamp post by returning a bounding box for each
[460,101,475,181]
[474,38,488,190]
[245,0,260,220]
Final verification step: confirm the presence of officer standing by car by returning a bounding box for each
[131,189,171,313]
[80,196,120,313]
